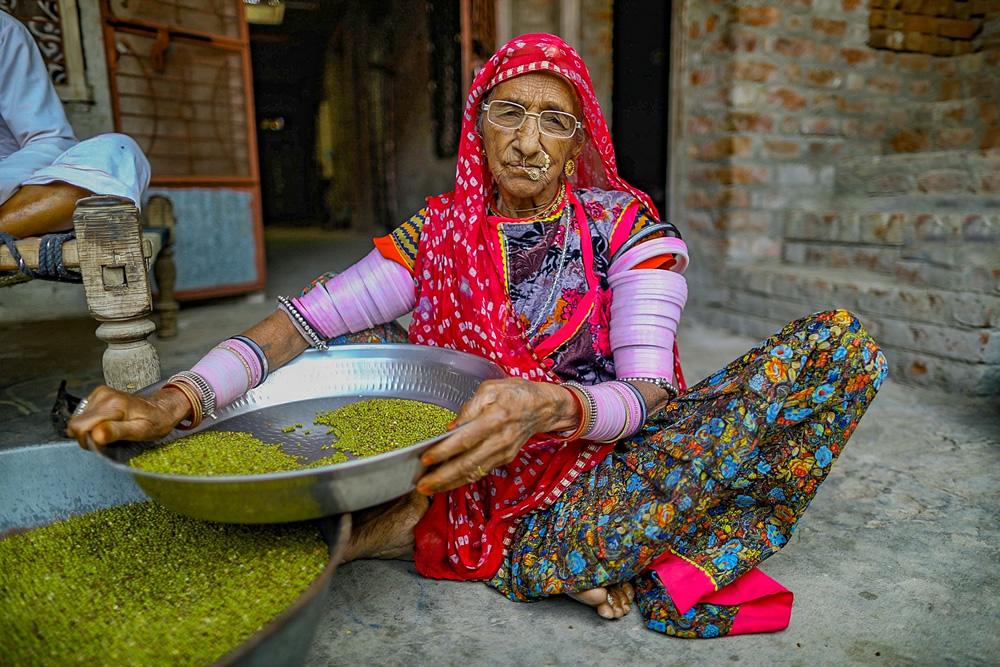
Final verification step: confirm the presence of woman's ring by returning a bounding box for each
[72,398,89,418]
[476,464,486,479]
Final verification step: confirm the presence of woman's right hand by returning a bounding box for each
[66,385,192,450]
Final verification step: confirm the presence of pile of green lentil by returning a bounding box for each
[314,398,455,458]
[0,501,327,666]
[129,398,455,476]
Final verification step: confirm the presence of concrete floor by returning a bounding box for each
[1,227,998,665]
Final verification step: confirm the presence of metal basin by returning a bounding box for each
[0,442,350,667]
[90,344,507,523]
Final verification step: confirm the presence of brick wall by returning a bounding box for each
[671,0,1000,394]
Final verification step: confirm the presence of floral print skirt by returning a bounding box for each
[487,309,888,638]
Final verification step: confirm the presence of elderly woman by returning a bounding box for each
[69,34,888,638]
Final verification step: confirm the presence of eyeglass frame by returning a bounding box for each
[480,100,583,139]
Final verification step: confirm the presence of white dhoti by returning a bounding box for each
[14,133,151,208]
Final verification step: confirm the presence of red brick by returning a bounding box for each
[719,188,752,208]
[726,28,761,53]
[690,66,715,86]
[699,136,755,160]
[706,14,719,33]
[726,60,779,83]
[785,15,806,32]
[898,52,933,70]
[909,79,933,97]
[813,93,837,110]
[955,0,974,19]
[807,69,844,88]
[844,0,863,9]
[889,128,932,152]
[718,211,772,233]
[764,87,808,110]
[888,29,906,50]
[800,117,840,135]
[808,141,843,157]
[688,115,715,135]
[953,40,973,54]
[785,63,803,84]
[981,163,1000,190]
[938,18,981,38]
[817,43,838,62]
[917,168,973,192]
[685,189,713,210]
[935,127,975,148]
[982,128,1000,150]
[938,79,962,100]
[885,10,905,29]
[736,6,782,26]
[725,111,775,132]
[924,0,955,16]
[718,165,771,185]
[903,31,927,51]
[903,14,938,33]
[688,21,702,41]
[774,36,814,58]
[842,119,861,137]
[970,0,992,16]
[762,139,804,158]
[841,47,874,65]
[942,104,966,122]
[835,96,868,113]
[868,75,903,93]
[868,28,891,48]
[901,0,923,11]
[870,9,888,28]
[812,17,848,36]
[979,101,1000,125]
[863,121,887,138]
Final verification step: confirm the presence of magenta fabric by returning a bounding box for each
[649,552,794,635]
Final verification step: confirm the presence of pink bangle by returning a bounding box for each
[190,346,251,410]
[583,383,629,442]
[217,339,263,388]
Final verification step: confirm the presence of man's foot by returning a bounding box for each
[341,491,430,563]
[568,581,635,619]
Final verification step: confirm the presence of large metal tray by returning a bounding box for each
[0,442,350,667]
[90,344,507,523]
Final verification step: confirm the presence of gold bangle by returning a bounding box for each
[552,384,590,441]
[164,382,202,430]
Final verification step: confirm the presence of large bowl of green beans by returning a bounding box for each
[0,442,350,666]
[89,344,507,524]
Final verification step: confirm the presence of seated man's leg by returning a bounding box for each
[0,182,92,237]
[3,133,151,238]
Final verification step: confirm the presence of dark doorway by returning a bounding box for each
[249,5,339,225]
[612,0,670,217]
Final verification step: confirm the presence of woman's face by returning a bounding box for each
[481,72,584,211]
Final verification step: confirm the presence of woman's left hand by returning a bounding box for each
[415,377,580,495]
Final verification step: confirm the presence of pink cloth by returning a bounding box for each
[650,552,794,635]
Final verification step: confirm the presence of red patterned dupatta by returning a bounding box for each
[412,34,661,580]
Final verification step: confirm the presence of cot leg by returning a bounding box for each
[74,196,161,392]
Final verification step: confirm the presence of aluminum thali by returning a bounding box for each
[90,344,507,523]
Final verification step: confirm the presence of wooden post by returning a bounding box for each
[74,195,161,392]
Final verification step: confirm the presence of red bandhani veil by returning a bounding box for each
[411,34,678,580]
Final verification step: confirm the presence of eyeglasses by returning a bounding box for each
[481,100,582,139]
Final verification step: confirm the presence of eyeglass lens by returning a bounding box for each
[487,101,577,138]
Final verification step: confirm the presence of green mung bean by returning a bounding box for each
[129,431,302,476]
[0,501,327,666]
[314,398,455,458]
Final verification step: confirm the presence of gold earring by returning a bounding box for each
[564,159,575,177]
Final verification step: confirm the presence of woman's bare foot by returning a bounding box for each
[568,581,635,619]
[341,492,430,563]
